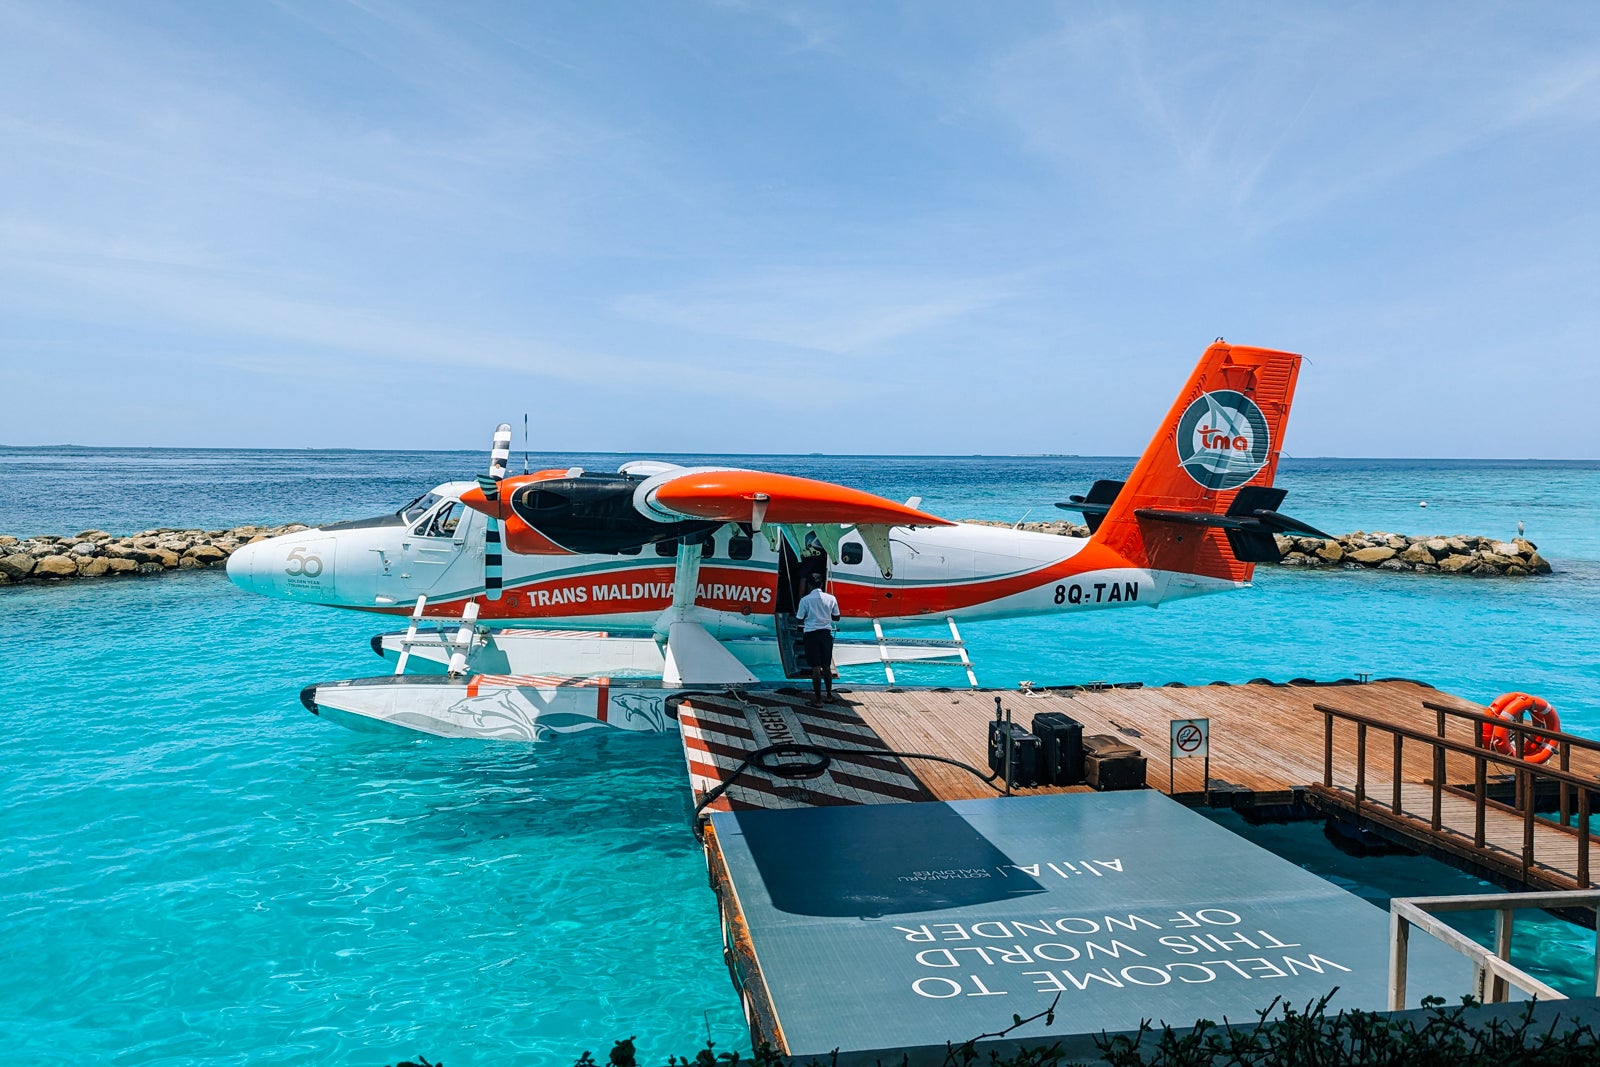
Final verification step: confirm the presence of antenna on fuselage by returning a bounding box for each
[522,413,529,475]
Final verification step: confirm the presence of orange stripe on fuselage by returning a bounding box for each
[361,540,1133,623]
[831,539,1131,617]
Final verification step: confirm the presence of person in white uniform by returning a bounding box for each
[795,572,841,706]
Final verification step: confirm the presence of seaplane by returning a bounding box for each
[227,340,1329,740]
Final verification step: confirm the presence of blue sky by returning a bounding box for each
[1,1,1596,456]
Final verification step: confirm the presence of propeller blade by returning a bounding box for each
[483,423,511,601]
[489,423,511,479]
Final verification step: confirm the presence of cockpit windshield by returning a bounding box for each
[398,492,443,525]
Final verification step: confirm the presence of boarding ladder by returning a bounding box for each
[392,595,483,676]
[776,613,978,688]
[871,617,979,688]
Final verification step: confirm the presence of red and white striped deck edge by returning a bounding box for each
[680,691,932,814]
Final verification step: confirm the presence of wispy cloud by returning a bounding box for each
[614,269,1026,355]
[704,0,843,53]
[0,219,799,398]
[973,5,1600,235]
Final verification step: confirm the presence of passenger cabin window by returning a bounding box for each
[655,540,677,557]
[728,535,753,561]
[841,541,864,565]
[698,531,717,558]
[617,544,642,556]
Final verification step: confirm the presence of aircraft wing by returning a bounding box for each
[635,468,953,530]
[459,461,947,577]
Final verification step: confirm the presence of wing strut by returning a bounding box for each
[658,537,757,686]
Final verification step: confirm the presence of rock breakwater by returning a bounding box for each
[0,525,308,585]
[1271,531,1551,575]
[963,521,1552,576]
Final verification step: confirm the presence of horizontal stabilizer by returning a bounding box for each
[1251,509,1333,539]
[1130,486,1332,563]
[1054,479,1125,534]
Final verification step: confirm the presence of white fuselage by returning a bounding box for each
[226,482,1238,636]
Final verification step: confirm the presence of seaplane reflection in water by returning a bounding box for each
[227,341,1329,740]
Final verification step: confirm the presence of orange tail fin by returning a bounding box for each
[1091,341,1304,583]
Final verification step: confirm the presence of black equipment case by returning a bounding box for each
[987,719,1041,789]
[1031,711,1085,786]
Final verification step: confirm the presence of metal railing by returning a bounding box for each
[1389,890,1600,1010]
[1315,701,1600,887]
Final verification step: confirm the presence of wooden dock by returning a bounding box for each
[683,678,1600,893]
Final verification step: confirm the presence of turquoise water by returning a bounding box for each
[3,450,1599,1063]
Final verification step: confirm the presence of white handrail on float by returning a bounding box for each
[1388,890,1600,1010]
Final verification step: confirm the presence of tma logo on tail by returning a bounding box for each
[1176,390,1271,490]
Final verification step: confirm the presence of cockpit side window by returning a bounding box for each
[422,501,461,538]
[399,492,443,525]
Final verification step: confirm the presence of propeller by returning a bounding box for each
[479,423,512,601]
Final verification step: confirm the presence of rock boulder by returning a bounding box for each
[184,545,228,565]
[34,554,79,578]
[1398,543,1434,565]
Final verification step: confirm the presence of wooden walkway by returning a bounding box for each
[1314,781,1595,892]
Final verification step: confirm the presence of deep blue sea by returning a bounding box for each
[3,449,1599,1064]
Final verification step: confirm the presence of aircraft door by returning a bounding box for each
[776,534,829,615]
[378,500,468,602]
[775,534,829,679]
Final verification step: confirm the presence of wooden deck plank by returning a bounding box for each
[848,679,1437,800]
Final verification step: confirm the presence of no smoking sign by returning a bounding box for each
[1170,718,1210,759]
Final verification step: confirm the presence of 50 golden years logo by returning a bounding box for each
[1175,390,1270,490]
[284,546,324,577]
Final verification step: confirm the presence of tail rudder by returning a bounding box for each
[1091,341,1304,583]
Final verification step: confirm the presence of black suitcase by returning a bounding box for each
[1032,711,1085,786]
[1083,733,1146,791]
[987,720,1041,788]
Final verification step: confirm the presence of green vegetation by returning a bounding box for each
[1093,994,1600,1067]
[554,993,1600,1066]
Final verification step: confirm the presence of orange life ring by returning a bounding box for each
[1480,691,1560,763]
